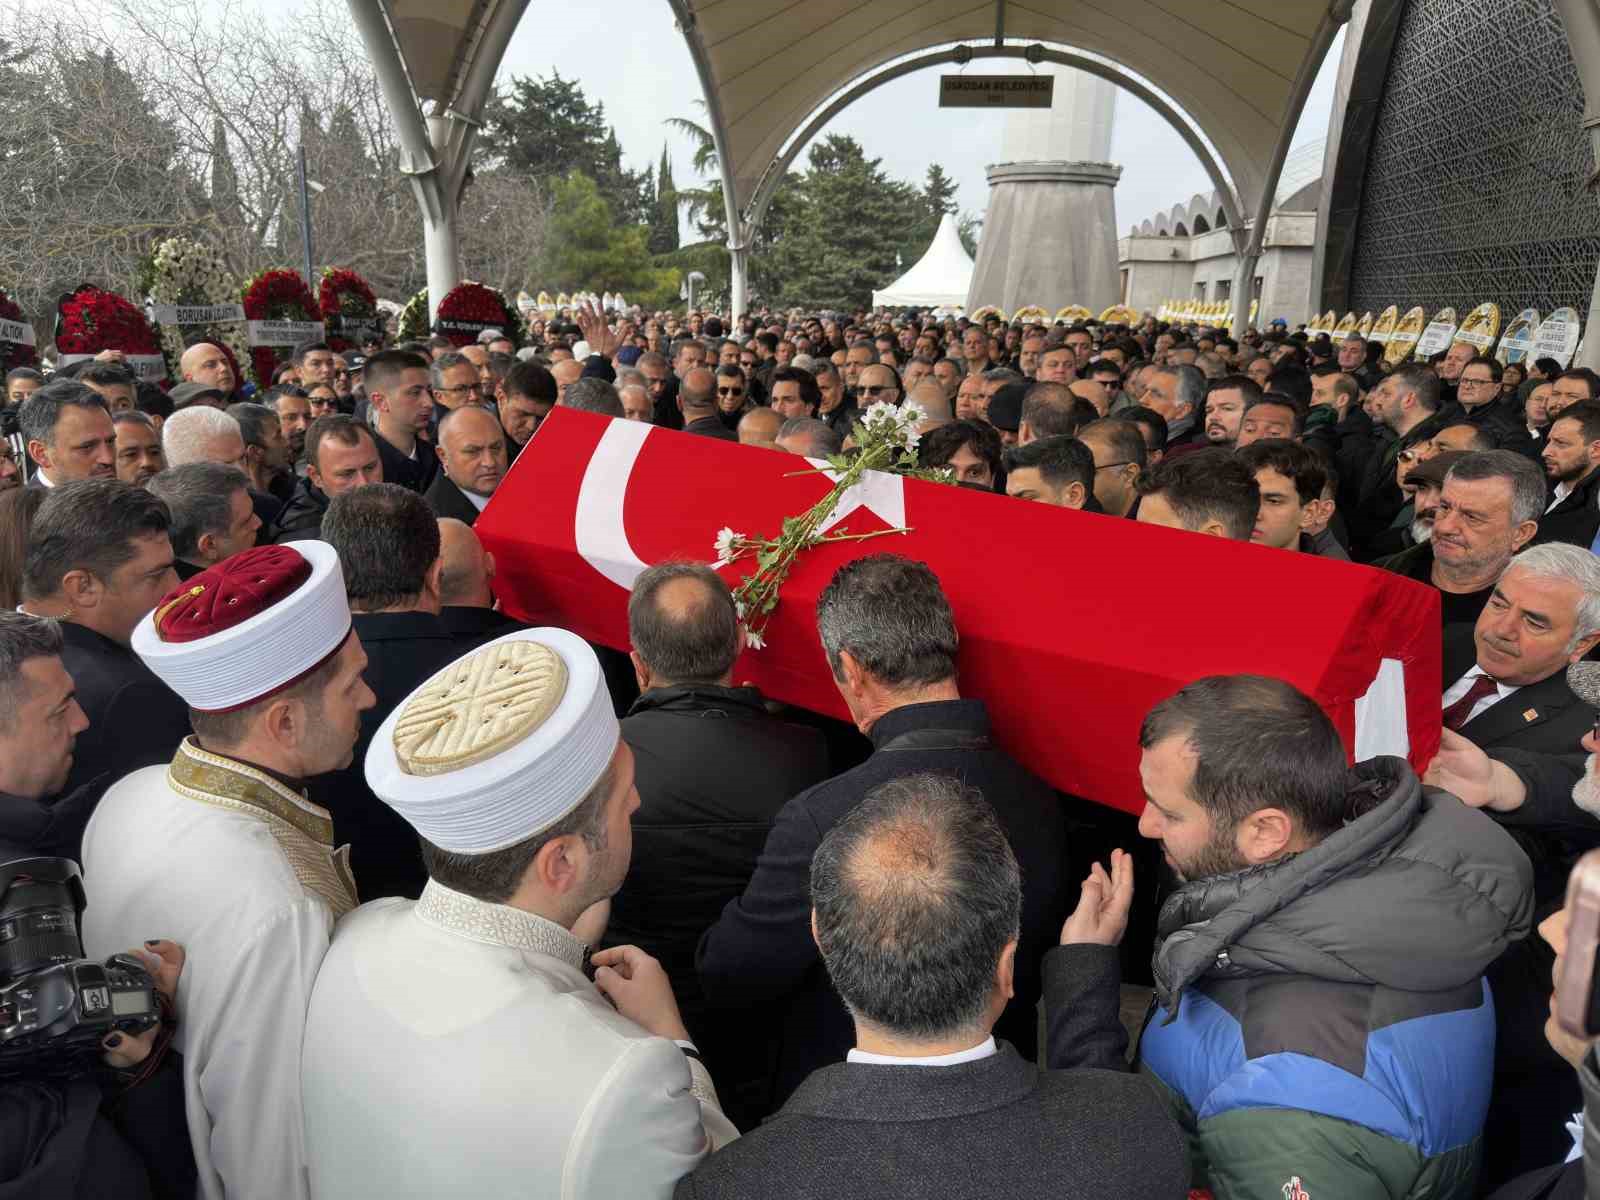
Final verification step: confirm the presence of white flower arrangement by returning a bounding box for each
[713,398,949,650]
[147,236,248,383]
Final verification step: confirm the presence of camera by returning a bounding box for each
[0,857,160,1078]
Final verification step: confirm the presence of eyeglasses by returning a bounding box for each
[1093,461,1135,471]
[1459,378,1497,388]
[433,385,473,396]
[717,386,745,396]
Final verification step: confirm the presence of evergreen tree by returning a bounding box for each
[648,143,679,255]
[536,172,679,307]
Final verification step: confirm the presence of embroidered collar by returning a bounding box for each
[415,879,587,970]
[167,736,334,847]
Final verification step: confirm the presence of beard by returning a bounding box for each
[1167,824,1248,883]
[1410,518,1433,544]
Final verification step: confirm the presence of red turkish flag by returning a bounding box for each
[476,409,1442,816]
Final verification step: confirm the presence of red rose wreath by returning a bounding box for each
[434,281,521,350]
[240,269,322,387]
[318,267,381,354]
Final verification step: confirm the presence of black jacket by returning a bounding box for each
[438,604,522,648]
[1376,540,1497,636]
[373,431,438,494]
[309,610,461,900]
[269,477,328,543]
[1302,404,1381,518]
[1534,467,1600,549]
[697,698,1070,1109]
[56,623,190,808]
[0,777,110,865]
[1452,399,1541,460]
[676,945,1185,1200]
[1352,409,1450,557]
[682,415,737,441]
[1444,628,1598,758]
[422,472,485,527]
[613,685,828,1074]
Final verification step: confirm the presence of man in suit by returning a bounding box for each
[366,349,439,494]
[1535,401,1600,548]
[436,517,518,647]
[310,484,461,900]
[1441,542,1600,764]
[270,415,384,543]
[677,773,1185,1199]
[615,562,829,1127]
[697,555,1070,1111]
[19,380,116,487]
[19,480,188,820]
[424,405,506,527]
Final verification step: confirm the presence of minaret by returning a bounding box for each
[967,67,1123,315]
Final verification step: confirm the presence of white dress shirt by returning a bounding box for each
[1443,665,1523,726]
[1549,480,1574,513]
[847,1036,998,1067]
[302,880,737,1200]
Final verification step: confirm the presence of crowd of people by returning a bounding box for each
[3,301,1600,1200]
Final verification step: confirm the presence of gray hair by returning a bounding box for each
[563,377,624,417]
[812,358,840,382]
[777,416,842,458]
[811,772,1020,1040]
[429,351,474,391]
[1501,542,1600,645]
[627,562,738,684]
[815,554,957,688]
[614,367,646,390]
[162,406,241,467]
[1444,449,1548,528]
[0,611,64,732]
[225,402,279,450]
[790,354,821,374]
[1156,364,1207,414]
[19,380,109,450]
[145,464,249,560]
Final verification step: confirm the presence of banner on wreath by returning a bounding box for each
[246,319,326,348]
[56,352,169,381]
[0,319,35,347]
[150,303,246,326]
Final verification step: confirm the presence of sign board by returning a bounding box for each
[149,303,246,326]
[1497,308,1540,365]
[0,319,36,348]
[1452,302,1501,352]
[246,319,326,348]
[1369,305,1399,345]
[1534,307,1582,368]
[1415,307,1458,359]
[1383,306,1426,367]
[55,352,168,381]
[940,74,1055,108]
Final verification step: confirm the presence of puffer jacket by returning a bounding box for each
[268,476,328,543]
[1139,757,1533,1200]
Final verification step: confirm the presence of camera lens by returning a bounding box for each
[0,875,83,983]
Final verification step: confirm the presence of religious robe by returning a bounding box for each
[81,737,357,1200]
[301,880,739,1199]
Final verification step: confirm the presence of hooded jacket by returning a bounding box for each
[1139,757,1533,1200]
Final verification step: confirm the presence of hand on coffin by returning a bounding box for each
[1059,849,1133,947]
[1424,728,1526,812]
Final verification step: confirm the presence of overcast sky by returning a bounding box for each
[495,3,1346,241]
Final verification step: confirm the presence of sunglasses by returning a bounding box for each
[860,384,898,396]
[717,386,745,396]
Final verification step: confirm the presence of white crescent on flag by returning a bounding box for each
[574,422,910,589]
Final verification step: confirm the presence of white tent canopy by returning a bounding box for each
[873,214,975,310]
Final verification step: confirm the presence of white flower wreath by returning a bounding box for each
[396,288,429,343]
[147,237,249,383]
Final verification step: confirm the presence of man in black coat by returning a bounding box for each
[308,485,461,901]
[1534,401,1600,549]
[697,555,1070,1111]
[422,405,507,528]
[612,563,828,1127]
[269,415,384,543]
[677,772,1183,1200]
[366,349,439,494]
[678,367,737,441]
[20,481,190,812]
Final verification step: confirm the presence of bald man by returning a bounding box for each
[435,518,521,649]
[738,407,782,448]
[908,379,954,423]
[424,405,506,527]
[179,342,236,399]
[552,358,584,406]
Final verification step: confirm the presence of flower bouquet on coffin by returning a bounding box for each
[146,236,247,389]
[434,281,521,350]
[714,400,951,649]
[319,267,381,353]
[0,286,38,374]
[53,285,167,382]
[240,269,323,388]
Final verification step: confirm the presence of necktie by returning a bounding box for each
[1443,674,1500,731]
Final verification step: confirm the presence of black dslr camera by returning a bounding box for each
[0,857,160,1077]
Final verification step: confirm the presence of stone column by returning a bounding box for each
[966,161,1123,314]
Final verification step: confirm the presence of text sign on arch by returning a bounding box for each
[476,409,1444,815]
[939,74,1054,108]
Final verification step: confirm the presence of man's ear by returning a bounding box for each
[1063,482,1087,510]
[1512,519,1539,552]
[483,550,497,581]
[630,650,651,693]
[1237,807,1296,865]
[26,439,49,471]
[59,568,101,610]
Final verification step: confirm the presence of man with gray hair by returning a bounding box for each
[614,561,828,1127]
[1140,364,1206,447]
[161,404,247,471]
[147,464,262,581]
[679,773,1185,1200]
[562,376,625,418]
[699,554,1069,1113]
[226,401,293,501]
[775,417,842,460]
[1378,450,1546,634]
[20,380,116,486]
